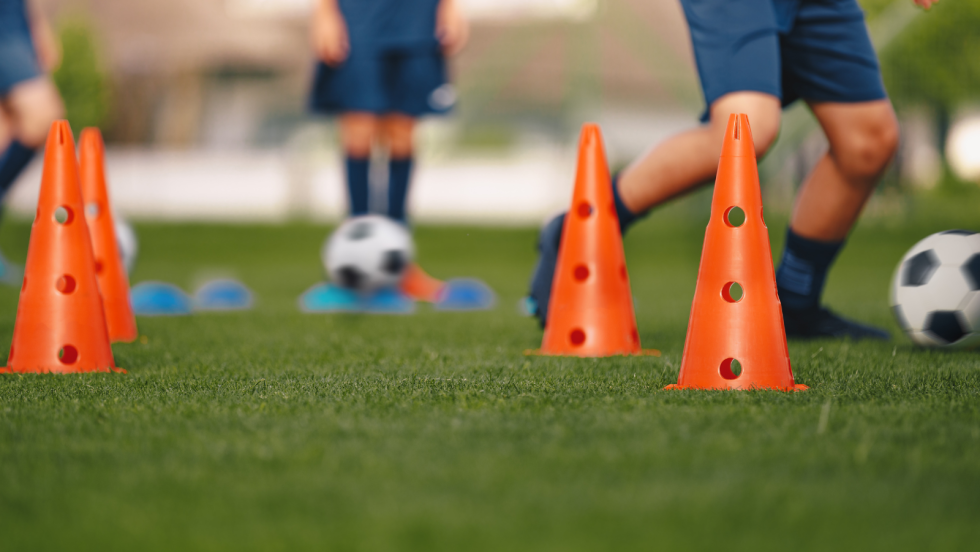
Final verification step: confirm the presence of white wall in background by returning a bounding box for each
[6,147,575,226]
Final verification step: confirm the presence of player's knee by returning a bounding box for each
[834,112,899,183]
[12,89,64,147]
[341,126,376,158]
[385,130,413,158]
[383,118,415,158]
[709,92,782,158]
[710,111,780,159]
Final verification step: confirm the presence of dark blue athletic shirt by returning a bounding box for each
[338,0,440,49]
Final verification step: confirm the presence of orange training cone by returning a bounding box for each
[400,263,444,302]
[667,114,804,391]
[80,128,138,343]
[2,121,118,374]
[534,124,656,357]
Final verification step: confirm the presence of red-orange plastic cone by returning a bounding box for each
[80,128,138,343]
[667,114,804,390]
[2,121,118,374]
[533,124,658,357]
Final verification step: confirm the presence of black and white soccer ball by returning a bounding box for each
[890,230,980,348]
[114,217,138,276]
[323,215,414,292]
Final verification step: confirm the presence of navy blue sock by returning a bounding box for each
[775,228,844,311]
[387,157,413,222]
[0,141,36,200]
[611,173,648,235]
[345,156,370,216]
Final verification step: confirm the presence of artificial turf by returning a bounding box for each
[1,191,978,551]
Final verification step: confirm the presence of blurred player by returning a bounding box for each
[0,0,63,284]
[529,0,941,340]
[309,0,468,301]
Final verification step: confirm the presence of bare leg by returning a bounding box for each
[790,99,899,241]
[0,77,62,283]
[380,114,415,159]
[617,92,783,213]
[339,112,378,157]
[776,99,897,340]
[3,76,64,148]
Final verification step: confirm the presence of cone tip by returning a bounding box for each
[578,123,605,153]
[79,127,105,155]
[80,127,103,141]
[721,113,755,158]
[49,120,72,146]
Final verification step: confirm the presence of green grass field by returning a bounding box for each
[1,192,979,551]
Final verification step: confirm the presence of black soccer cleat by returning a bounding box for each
[528,213,566,328]
[782,305,890,341]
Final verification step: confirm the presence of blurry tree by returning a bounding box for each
[875,0,980,110]
[52,19,111,131]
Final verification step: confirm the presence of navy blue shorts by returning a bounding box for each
[680,0,887,121]
[309,44,454,117]
[0,4,41,96]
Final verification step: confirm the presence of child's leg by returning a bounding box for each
[775,99,898,312]
[790,100,898,241]
[339,112,379,216]
[380,114,415,223]
[616,92,782,221]
[0,77,63,199]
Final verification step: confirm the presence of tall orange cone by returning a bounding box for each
[667,114,804,390]
[534,124,656,357]
[2,121,118,374]
[80,128,138,343]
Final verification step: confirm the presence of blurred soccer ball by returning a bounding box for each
[114,218,138,275]
[890,230,980,348]
[323,215,413,292]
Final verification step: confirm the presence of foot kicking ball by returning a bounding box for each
[114,217,138,275]
[891,230,980,348]
[323,215,414,293]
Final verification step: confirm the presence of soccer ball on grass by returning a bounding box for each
[323,215,413,293]
[890,230,980,348]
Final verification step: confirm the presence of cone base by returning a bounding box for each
[665,383,807,392]
[1,366,126,374]
[525,348,661,358]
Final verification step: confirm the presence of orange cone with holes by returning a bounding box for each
[80,128,138,343]
[667,114,804,390]
[534,124,655,357]
[2,121,118,374]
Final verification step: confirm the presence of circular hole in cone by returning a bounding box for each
[570,328,586,346]
[56,275,77,294]
[94,259,104,274]
[620,264,628,281]
[576,202,593,219]
[720,358,742,380]
[724,206,745,227]
[21,277,26,291]
[85,202,101,218]
[58,345,79,365]
[760,206,767,228]
[54,206,74,225]
[632,328,640,345]
[722,282,743,303]
[573,265,590,282]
